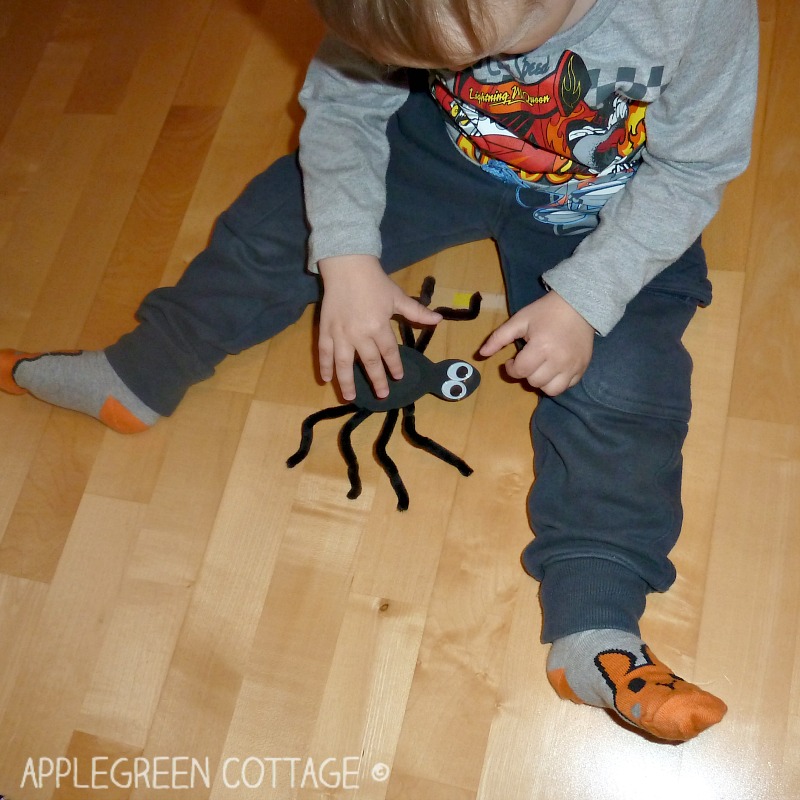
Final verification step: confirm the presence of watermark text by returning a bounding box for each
[20,755,391,791]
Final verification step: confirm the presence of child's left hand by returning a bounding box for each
[479,291,595,396]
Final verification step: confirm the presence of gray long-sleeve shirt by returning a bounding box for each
[298,0,758,334]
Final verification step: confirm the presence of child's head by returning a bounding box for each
[310,0,580,69]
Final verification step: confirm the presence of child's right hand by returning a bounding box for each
[318,255,442,401]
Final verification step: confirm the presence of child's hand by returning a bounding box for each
[318,255,442,401]
[479,291,595,396]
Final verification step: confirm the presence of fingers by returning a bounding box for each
[318,333,335,385]
[319,327,402,402]
[501,333,583,396]
[355,329,403,400]
[378,331,405,382]
[519,361,578,396]
[479,317,524,358]
[503,348,586,396]
[481,294,594,397]
[395,295,443,327]
[319,290,444,402]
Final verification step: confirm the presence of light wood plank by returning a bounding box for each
[21,0,215,350]
[0,113,111,344]
[51,731,142,800]
[0,0,69,141]
[209,478,366,797]
[63,0,162,115]
[684,417,800,798]
[0,37,91,252]
[79,104,225,350]
[298,592,427,800]
[0,574,49,721]
[729,0,800,425]
[0,495,145,791]
[126,400,305,800]
[0,394,49,534]
[0,411,104,583]
[77,578,191,749]
[643,270,745,659]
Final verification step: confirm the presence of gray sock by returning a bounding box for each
[13,350,160,431]
[547,629,646,708]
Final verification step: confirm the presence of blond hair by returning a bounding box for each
[309,0,506,66]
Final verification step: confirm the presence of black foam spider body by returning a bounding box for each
[286,277,482,510]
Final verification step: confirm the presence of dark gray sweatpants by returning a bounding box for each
[106,83,712,642]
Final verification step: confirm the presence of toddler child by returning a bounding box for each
[1,0,759,740]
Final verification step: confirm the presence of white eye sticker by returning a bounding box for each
[441,362,474,400]
[441,380,466,399]
[447,362,474,381]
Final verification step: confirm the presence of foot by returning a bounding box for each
[0,349,160,433]
[547,629,727,741]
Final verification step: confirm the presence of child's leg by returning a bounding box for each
[2,86,507,429]
[526,284,726,741]
[1,153,320,429]
[495,212,723,739]
[102,153,323,418]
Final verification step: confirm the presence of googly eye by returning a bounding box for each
[447,362,474,381]
[441,379,466,400]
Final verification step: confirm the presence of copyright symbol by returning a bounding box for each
[371,762,391,782]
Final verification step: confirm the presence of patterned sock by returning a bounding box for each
[0,349,160,433]
[547,629,727,741]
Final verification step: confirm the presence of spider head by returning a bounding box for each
[432,360,481,401]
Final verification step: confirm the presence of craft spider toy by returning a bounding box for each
[287,277,482,511]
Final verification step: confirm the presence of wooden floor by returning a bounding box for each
[0,1,797,798]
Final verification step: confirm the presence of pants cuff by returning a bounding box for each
[105,322,213,417]
[536,557,649,643]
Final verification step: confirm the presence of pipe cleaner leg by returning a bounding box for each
[401,404,473,476]
[415,292,482,355]
[339,408,372,499]
[286,404,356,467]
[374,409,409,511]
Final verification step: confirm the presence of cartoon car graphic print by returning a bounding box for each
[432,50,649,233]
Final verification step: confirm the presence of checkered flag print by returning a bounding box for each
[587,65,665,105]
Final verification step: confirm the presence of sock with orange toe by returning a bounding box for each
[547,629,727,741]
[0,349,160,433]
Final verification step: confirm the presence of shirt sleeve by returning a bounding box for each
[541,0,760,335]
[297,35,411,271]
